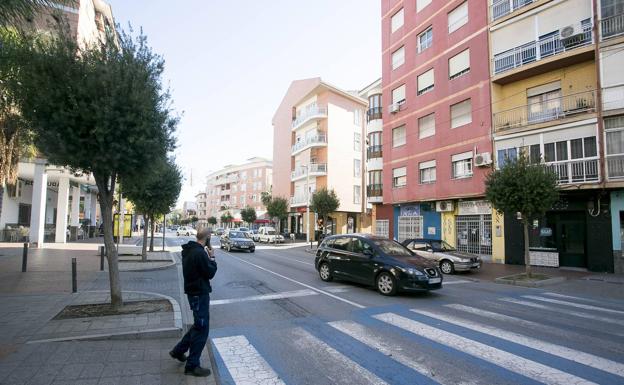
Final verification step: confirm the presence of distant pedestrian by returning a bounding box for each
[169,228,217,377]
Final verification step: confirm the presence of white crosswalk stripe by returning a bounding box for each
[212,335,285,385]
[374,312,598,385]
[413,307,624,378]
[523,295,624,315]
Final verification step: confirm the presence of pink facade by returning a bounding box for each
[381,0,492,204]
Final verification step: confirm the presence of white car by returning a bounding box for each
[177,226,197,237]
[257,227,284,243]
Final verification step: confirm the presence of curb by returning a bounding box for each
[112,252,177,272]
[494,276,566,287]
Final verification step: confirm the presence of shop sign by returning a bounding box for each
[458,200,491,216]
[427,227,436,235]
[400,205,420,217]
[540,227,553,237]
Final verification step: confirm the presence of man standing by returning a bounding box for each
[170,228,217,377]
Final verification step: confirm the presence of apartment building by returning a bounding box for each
[199,158,273,227]
[273,78,370,240]
[489,0,621,272]
[195,192,207,227]
[380,0,501,261]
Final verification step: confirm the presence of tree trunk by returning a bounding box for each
[141,214,148,262]
[149,214,155,252]
[95,173,123,309]
[523,219,532,278]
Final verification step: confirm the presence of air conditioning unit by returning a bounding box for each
[559,24,585,47]
[389,103,400,114]
[474,152,492,167]
[436,201,454,212]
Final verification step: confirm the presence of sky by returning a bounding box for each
[106,0,381,207]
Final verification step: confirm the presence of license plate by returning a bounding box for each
[240,245,248,249]
[429,277,442,284]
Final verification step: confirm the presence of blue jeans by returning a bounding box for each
[172,294,210,369]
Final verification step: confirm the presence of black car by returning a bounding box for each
[314,234,442,296]
[220,230,255,253]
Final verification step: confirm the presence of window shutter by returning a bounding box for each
[417,69,434,93]
[451,99,472,128]
[392,46,405,70]
[418,113,435,138]
[449,49,470,78]
[392,85,406,104]
[391,8,404,33]
[393,167,407,178]
[419,160,436,169]
[416,0,432,12]
[527,81,562,97]
[452,151,473,162]
[448,2,468,33]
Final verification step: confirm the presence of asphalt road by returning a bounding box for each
[163,236,624,385]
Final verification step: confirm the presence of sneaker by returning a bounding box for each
[184,366,212,377]
[169,350,187,363]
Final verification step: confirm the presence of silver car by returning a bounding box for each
[402,238,482,274]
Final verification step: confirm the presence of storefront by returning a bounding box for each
[393,203,441,242]
[455,201,493,259]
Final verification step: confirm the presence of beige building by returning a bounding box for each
[273,78,371,240]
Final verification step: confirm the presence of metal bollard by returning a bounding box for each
[71,257,77,293]
[21,243,28,272]
[99,246,105,271]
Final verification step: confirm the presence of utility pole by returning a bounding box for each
[305,164,311,244]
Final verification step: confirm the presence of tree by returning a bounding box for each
[8,28,177,309]
[123,159,182,260]
[485,153,558,277]
[310,188,340,236]
[240,207,257,226]
[190,215,198,225]
[261,191,272,207]
[266,197,289,232]
[207,216,217,226]
[220,212,233,228]
[0,0,69,27]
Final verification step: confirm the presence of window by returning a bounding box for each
[392,84,406,105]
[417,69,434,95]
[391,8,404,33]
[375,220,389,238]
[451,99,472,128]
[392,46,405,70]
[18,203,31,226]
[448,1,468,33]
[606,116,624,178]
[419,160,436,184]
[449,49,470,79]
[398,216,423,242]
[497,148,518,168]
[416,0,432,12]
[527,82,562,123]
[418,113,435,139]
[418,27,433,52]
[544,141,568,162]
[452,151,473,178]
[354,159,361,178]
[393,125,406,147]
[354,186,361,204]
[393,167,407,187]
[354,109,362,126]
[332,237,351,251]
[354,132,361,151]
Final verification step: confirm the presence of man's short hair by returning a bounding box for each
[196,228,211,242]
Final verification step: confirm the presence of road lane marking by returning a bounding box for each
[375,312,597,385]
[290,327,388,385]
[328,320,451,385]
[414,307,624,378]
[212,289,319,305]
[212,335,285,385]
[500,298,624,327]
[440,279,472,285]
[523,295,624,315]
[543,292,623,307]
[222,252,366,309]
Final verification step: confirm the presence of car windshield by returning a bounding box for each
[373,239,413,257]
[239,228,249,232]
[430,240,455,252]
[229,231,245,238]
[267,230,276,235]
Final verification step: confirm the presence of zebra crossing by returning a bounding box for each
[210,292,624,385]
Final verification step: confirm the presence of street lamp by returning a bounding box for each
[300,164,311,244]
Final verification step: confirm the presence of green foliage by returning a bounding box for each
[485,153,559,222]
[0,0,70,27]
[310,188,340,219]
[240,206,257,225]
[220,211,233,224]
[266,197,289,221]
[207,216,217,225]
[261,191,272,207]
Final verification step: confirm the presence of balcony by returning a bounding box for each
[291,163,328,181]
[220,189,231,195]
[546,158,599,184]
[493,25,593,76]
[602,13,624,41]
[607,154,624,180]
[493,90,596,131]
[367,145,383,159]
[291,134,327,155]
[490,0,534,22]
[290,195,309,207]
[292,105,327,131]
[366,107,382,122]
[215,175,238,185]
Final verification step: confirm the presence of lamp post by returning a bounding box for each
[306,165,310,244]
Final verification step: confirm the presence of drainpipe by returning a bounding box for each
[593,0,606,188]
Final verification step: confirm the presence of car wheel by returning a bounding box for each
[220,242,223,249]
[318,262,333,282]
[249,248,255,253]
[176,232,180,237]
[440,260,455,275]
[376,272,397,296]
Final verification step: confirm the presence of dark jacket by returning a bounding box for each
[181,241,217,295]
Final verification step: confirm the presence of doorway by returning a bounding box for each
[549,212,587,268]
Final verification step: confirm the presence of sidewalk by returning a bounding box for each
[0,241,218,385]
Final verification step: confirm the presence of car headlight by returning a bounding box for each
[399,267,424,276]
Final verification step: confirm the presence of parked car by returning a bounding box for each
[402,238,482,274]
[250,229,260,241]
[215,228,225,236]
[257,226,284,243]
[177,226,197,237]
[220,229,255,252]
[315,234,442,296]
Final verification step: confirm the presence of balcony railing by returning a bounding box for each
[607,154,624,180]
[366,107,382,122]
[493,90,596,131]
[291,163,328,179]
[292,105,327,130]
[490,0,534,22]
[493,25,593,75]
[546,158,599,184]
[290,195,309,206]
[367,145,383,159]
[602,13,624,40]
[291,134,327,154]
[367,184,383,197]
